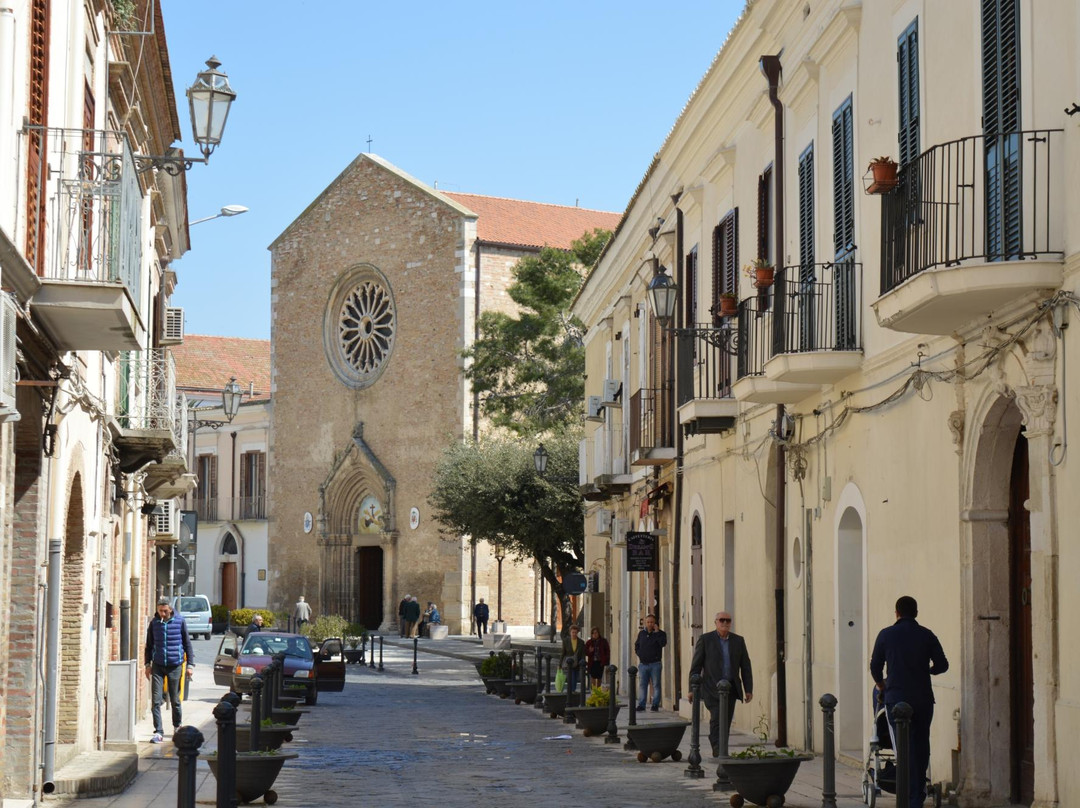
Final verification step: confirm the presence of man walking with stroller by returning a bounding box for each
[870,595,948,808]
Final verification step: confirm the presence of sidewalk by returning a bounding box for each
[52,633,870,807]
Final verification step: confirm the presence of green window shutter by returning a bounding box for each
[982,0,1022,259]
[710,210,739,325]
[798,144,815,270]
[832,97,855,258]
[898,20,920,166]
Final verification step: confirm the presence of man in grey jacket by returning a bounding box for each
[688,611,753,758]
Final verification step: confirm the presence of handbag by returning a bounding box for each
[554,667,566,693]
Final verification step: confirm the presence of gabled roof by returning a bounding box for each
[442,193,621,251]
[173,335,271,401]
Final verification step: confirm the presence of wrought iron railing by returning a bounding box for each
[116,350,180,445]
[676,322,736,405]
[773,262,862,354]
[236,496,267,520]
[22,127,143,303]
[588,415,627,478]
[880,129,1063,293]
[629,387,673,456]
[193,497,218,523]
[736,297,772,379]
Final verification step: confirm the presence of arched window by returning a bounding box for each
[222,533,238,555]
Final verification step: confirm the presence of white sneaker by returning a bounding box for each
[150,733,163,744]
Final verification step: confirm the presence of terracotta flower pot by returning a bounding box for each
[753,267,775,288]
[719,297,738,317]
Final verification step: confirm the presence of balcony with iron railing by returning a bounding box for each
[113,350,181,472]
[143,391,196,499]
[236,495,267,521]
[629,387,675,467]
[874,129,1064,335]
[193,497,219,523]
[731,296,825,405]
[22,127,147,350]
[763,261,864,385]
[675,323,738,436]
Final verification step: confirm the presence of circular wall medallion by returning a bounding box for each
[303,512,313,534]
[359,495,385,533]
[409,507,420,530]
[324,264,396,389]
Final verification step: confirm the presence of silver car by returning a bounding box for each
[172,594,213,640]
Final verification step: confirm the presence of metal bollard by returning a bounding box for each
[222,691,242,710]
[369,635,377,669]
[685,673,704,778]
[536,653,551,710]
[249,675,263,753]
[173,725,204,808]
[624,666,639,751]
[534,646,542,684]
[378,635,384,670]
[212,699,237,808]
[820,693,838,808]
[412,636,419,675]
[604,664,620,744]
[579,655,588,706]
[563,660,578,723]
[892,702,912,808]
[713,680,732,791]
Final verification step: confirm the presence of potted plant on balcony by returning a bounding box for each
[744,258,775,289]
[717,293,739,318]
[866,156,899,193]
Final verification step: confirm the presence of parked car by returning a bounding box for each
[213,631,346,704]
[172,594,213,640]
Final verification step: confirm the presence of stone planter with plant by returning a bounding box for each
[722,715,813,807]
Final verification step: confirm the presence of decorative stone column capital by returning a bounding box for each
[1015,385,1058,437]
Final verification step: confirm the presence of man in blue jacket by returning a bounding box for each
[144,597,195,743]
[870,595,948,808]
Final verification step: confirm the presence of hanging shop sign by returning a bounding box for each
[626,531,658,572]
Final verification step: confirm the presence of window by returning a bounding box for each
[982,0,1022,260]
[195,455,217,522]
[798,144,816,351]
[239,451,266,519]
[710,209,739,325]
[25,0,50,272]
[684,246,698,326]
[757,166,773,266]
[831,97,856,260]
[897,20,920,167]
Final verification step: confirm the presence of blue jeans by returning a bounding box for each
[637,661,662,709]
[151,662,183,735]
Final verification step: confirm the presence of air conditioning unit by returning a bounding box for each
[154,500,178,541]
[600,378,622,408]
[611,517,629,546]
[159,307,184,346]
[595,508,613,535]
[0,294,18,423]
[586,395,605,423]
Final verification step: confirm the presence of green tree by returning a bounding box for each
[466,228,611,434]
[428,431,583,634]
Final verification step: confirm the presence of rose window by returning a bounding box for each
[339,281,395,375]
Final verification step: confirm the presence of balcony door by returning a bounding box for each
[982,0,1022,261]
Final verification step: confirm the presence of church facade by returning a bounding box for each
[268,154,618,633]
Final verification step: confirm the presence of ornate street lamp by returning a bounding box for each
[533,443,549,476]
[647,266,678,324]
[192,377,245,430]
[494,543,506,624]
[136,57,237,174]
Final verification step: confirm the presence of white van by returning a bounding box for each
[172,594,213,640]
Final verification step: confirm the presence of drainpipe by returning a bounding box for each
[42,538,61,794]
[232,431,245,607]
[671,205,684,708]
[761,52,788,747]
[471,238,481,632]
[119,476,133,659]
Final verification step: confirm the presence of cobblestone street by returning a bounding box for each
[58,636,868,808]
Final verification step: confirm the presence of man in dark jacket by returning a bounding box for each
[398,595,411,637]
[634,614,667,711]
[688,611,753,757]
[870,596,948,808]
[403,596,421,638]
[473,598,489,639]
[243,613,265,639]
[144,597,195,743]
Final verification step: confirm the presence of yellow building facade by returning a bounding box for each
[574,2,1076,805]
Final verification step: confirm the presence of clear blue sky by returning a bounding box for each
[162,1,743,339]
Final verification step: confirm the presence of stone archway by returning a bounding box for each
[58,472,86,744]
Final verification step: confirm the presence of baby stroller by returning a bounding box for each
[862,689,942,807]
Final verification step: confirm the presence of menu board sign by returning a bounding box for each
[626,531,658,572]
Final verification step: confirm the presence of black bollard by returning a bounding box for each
[249,675,263,753]
[713,680,732,791]
[563,660,578,723]
[412,636,419,675]
[173,725,204,808]
[624,666,639,750]
[820,693,838,808]
[369,635,377,669]
[212,699,237,808]
[579,655,588,706]
[536,653,551,710]
[222,691,242,710]
[604,664,620,744]
[893,702,912,808]
[685,673,704,778]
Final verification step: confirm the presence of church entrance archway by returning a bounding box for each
[355,546,383,630]
[1008,430,1033,805]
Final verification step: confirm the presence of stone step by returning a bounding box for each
[46,750,137,799]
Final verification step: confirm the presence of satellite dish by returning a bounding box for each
[156,554,190,588]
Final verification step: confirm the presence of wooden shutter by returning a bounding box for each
[982,0,1022,259]
[684,247,697,326]
[832,98,855,259]
[710,210,739,325]
[897,21,920,167]
[798,145,815,271]
[25,0,51,273]
[757,166,773,264]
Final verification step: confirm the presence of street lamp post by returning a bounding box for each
[190,204,248,226]
[494,544,506,627]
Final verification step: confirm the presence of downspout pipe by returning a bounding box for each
[760,52,788,748]
[42,538,61,794]
[471,238,481,633]
[671,205,684,708]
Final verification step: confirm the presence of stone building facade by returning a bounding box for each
[268,154,618,634]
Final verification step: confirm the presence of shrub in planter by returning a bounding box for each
[301,614,349,644]
[478,651,513,679]
[584,686,611,708]
[230,608,276,628]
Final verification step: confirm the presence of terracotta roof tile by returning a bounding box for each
[443,192,621,251]
[172,335,271,400]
